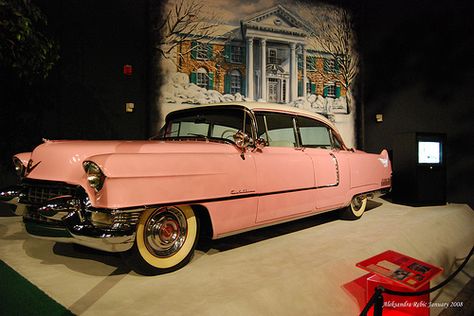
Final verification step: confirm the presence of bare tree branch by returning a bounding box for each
[296,2,359,112]
[154,0,222,67]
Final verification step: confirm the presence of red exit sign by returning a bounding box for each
[123,64,133,76]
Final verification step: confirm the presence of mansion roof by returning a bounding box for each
[190,5,326,53]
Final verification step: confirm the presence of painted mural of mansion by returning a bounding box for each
[176,5,346,105]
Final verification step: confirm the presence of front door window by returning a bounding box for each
[268,78,279,103]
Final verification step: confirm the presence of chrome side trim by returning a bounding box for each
[329,152,340,187]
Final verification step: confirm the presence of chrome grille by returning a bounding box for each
[20,181,79,205]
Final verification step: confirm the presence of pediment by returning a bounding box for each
[242,5,310,35]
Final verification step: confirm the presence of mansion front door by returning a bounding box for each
[268,78,279,103]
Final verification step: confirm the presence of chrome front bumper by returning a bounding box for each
[1,185,142,252]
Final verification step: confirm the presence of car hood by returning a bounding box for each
[24,139,237,184]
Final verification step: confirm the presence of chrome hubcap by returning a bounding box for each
[352,196,363,211]
[144,207,187,258]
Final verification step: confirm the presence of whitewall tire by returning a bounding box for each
[123,205,199,275]
[340,196,368,220]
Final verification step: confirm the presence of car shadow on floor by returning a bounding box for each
[197,200,383,253]
[0,202,17,217]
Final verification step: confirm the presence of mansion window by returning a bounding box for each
[196,68,209,89]
[324,58,339,73]
[268,48,278,64]
[196,43,209,60]
[306,56,316,71]
[324,82,336,98]
[306,78,316,95]
[230,46,242,63]
[230,70,241,94]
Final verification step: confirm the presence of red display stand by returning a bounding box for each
[356,250,443,316]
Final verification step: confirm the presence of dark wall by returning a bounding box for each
[0,0,151,185]
[35,0,151,140]
[357,0,474,207]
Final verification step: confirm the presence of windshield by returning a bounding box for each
[159,107,252,142]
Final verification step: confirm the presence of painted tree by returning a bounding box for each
[298,3,359,113]
[149,0,223,134]
[153,0,222,72]
[0,0,59,84]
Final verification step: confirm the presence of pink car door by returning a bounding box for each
[295,116,349,210]
[253,112,315,223]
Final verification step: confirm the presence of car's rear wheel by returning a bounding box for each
[123,205,199,275]
[339,195,367,220]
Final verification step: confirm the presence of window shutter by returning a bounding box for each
[298,79,303,97]
[224,74,231,94]
[335,84,341,98]
[241,47,246,64]
[191,41,197,60]
[224,45,231,62]
[190,72,197,84]
[323,58,329,72]
[298,55,303,70]
[323,85,328,97]
[307,56,315,71]
[335,57,340,73]
[241,77,246,96]
[208,72,214,90]
[311,83,316,94]
[207,44,213,60]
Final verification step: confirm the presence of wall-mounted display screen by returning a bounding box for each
[418,141,442,164]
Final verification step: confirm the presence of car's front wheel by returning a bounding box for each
[123,205,199,275]
[339,195,367,220]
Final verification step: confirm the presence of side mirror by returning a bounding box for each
[233,131,251,150]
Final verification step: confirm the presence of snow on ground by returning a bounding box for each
[159,72,356,148]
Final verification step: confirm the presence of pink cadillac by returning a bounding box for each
[1,103,391,275]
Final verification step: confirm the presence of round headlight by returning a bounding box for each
[13,157,25,177]
[83,161,105,192]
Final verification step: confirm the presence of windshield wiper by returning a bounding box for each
[187,133,208,138]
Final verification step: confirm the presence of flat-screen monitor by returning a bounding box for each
[418,141,442,164]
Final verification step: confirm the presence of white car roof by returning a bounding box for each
[176,102,338,131]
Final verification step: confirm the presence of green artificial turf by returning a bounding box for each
[0,260,74,316]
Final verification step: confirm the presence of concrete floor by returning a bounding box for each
[0,199,473,316]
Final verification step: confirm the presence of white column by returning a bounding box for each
[260,39,267,102]
[246,37,254,100]
[289,43,297,102]
[302,45,307,98]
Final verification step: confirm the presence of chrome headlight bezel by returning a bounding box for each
[13,157,25,177]
[83,161,105,192]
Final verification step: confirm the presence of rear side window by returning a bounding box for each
[297,116,332,148]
